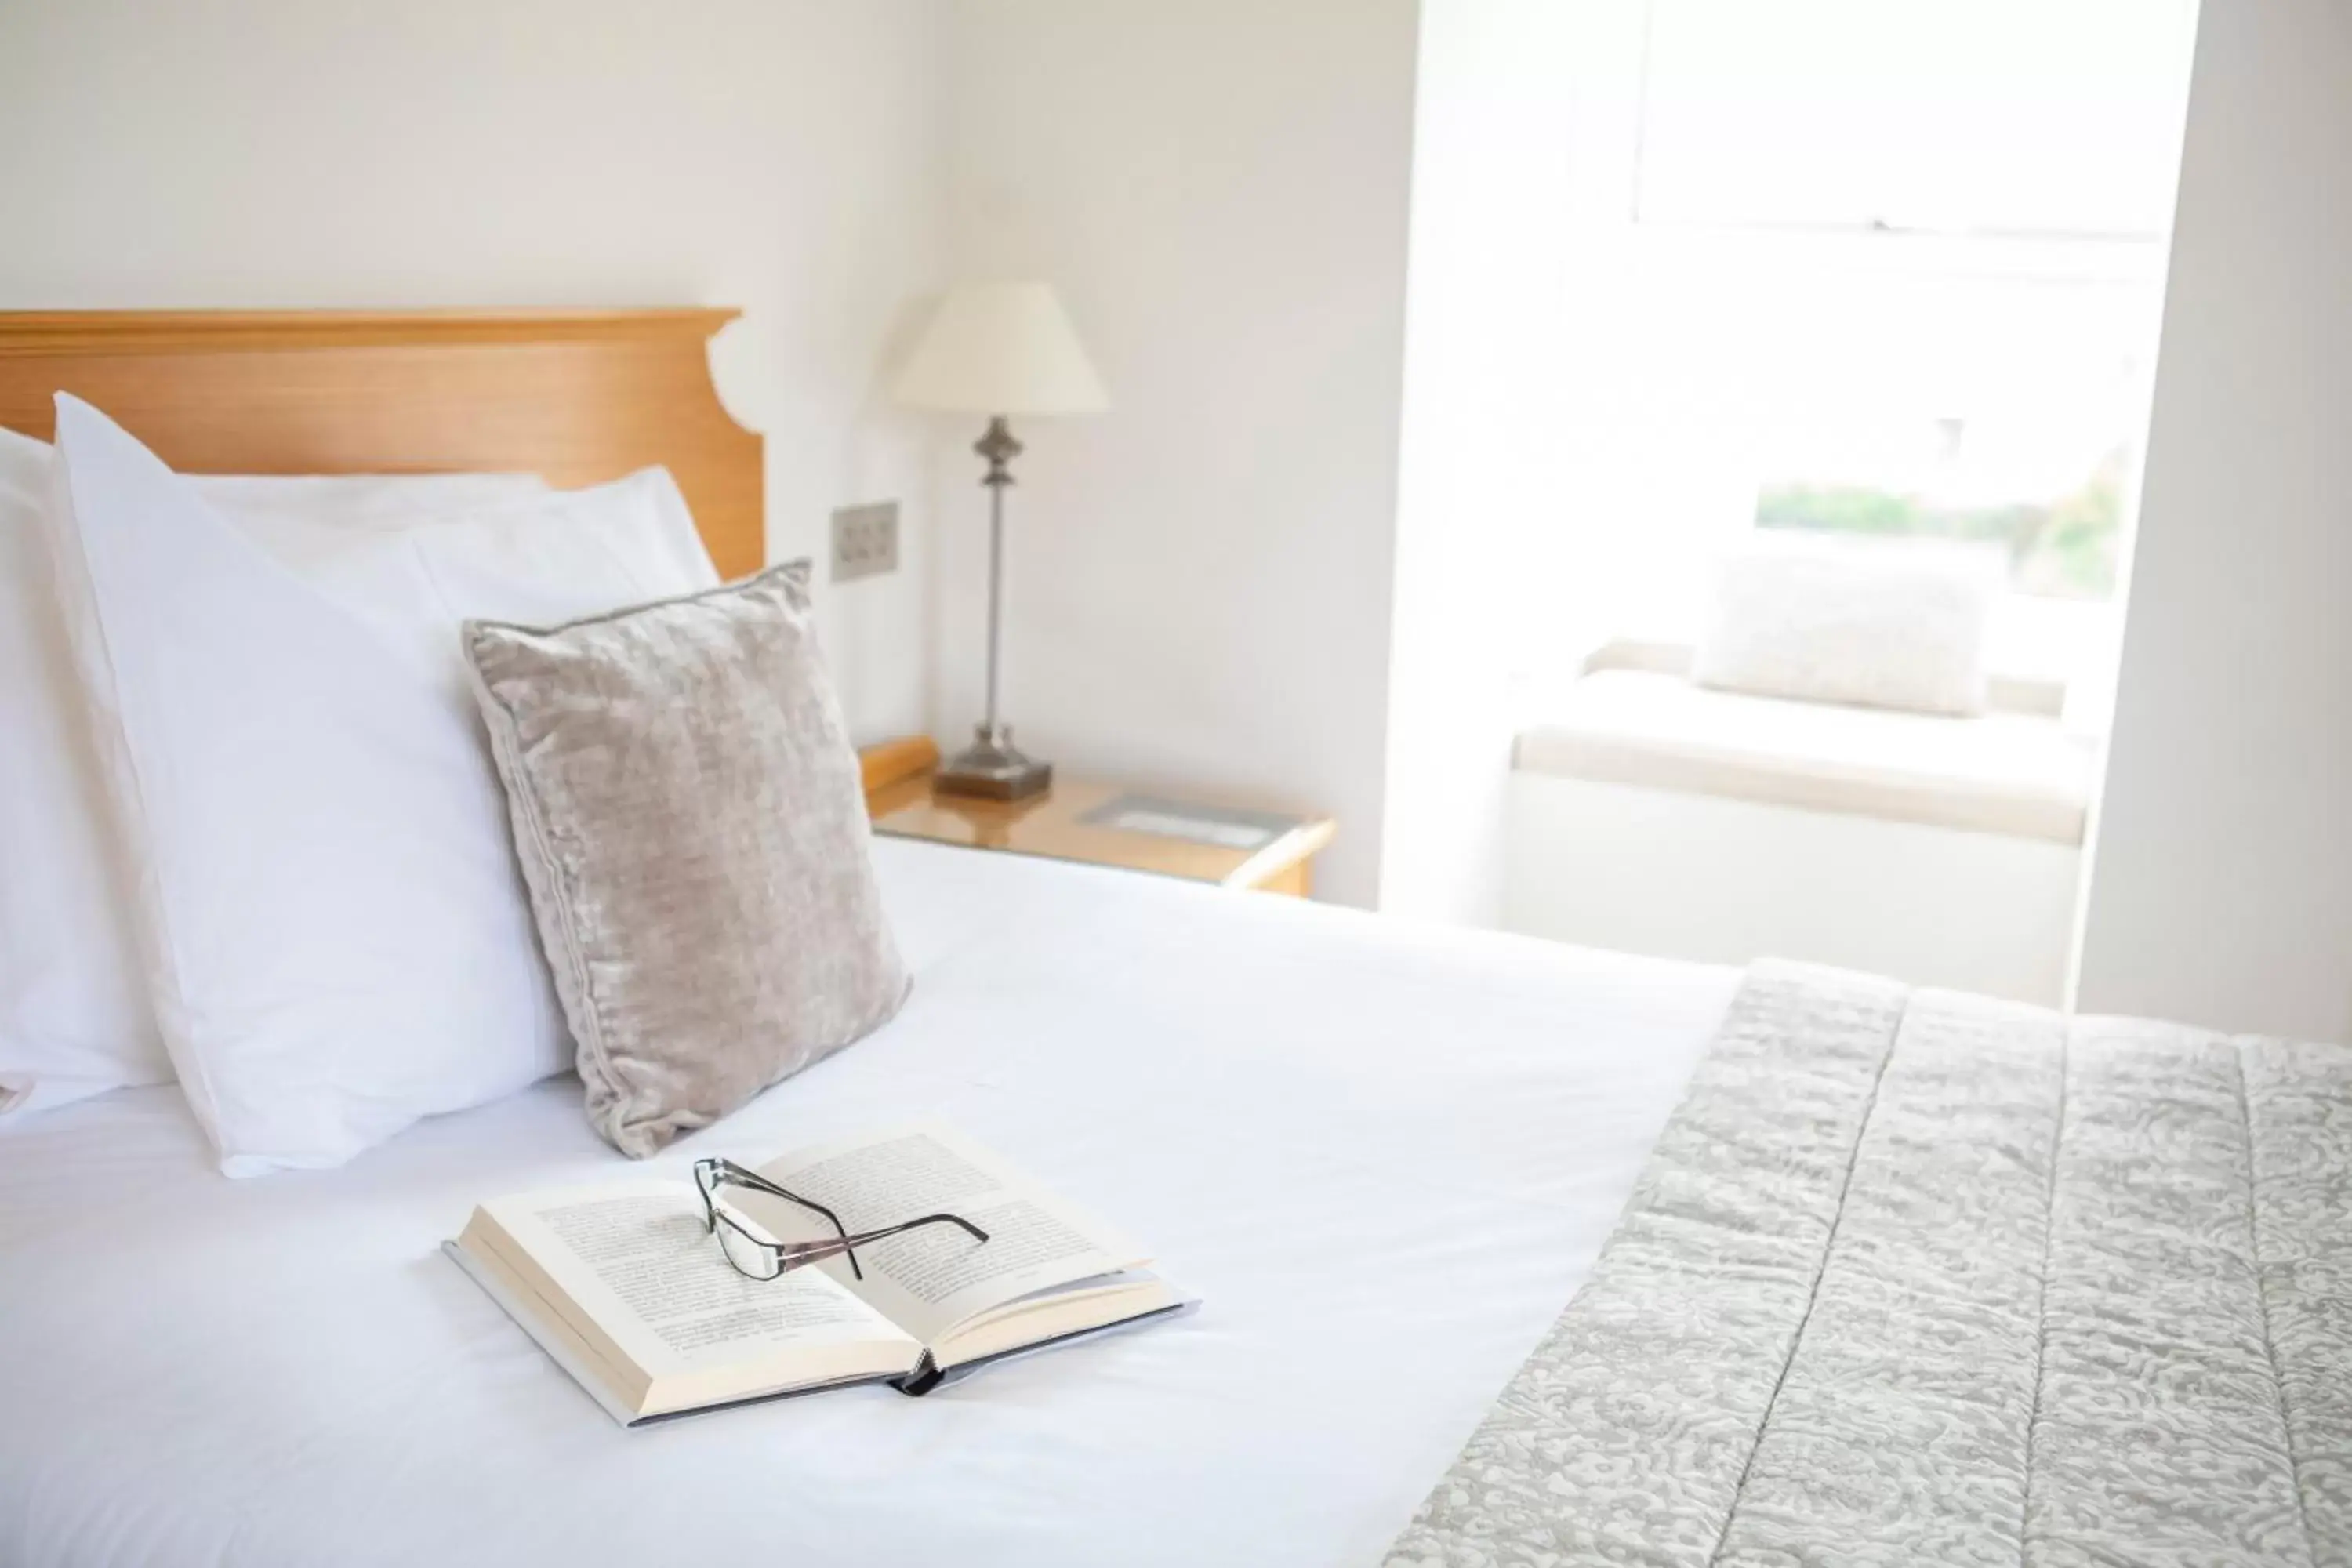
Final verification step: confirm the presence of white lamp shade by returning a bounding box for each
[893,281,1109,416]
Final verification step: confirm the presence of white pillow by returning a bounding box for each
[0,427,547,1124]
[40,396,719,1172]
[1693,535,2004,717]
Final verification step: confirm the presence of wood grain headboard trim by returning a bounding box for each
[0,307,746,357]
[0,308,764,578]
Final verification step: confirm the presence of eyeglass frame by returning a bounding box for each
[691,1156,990,1283]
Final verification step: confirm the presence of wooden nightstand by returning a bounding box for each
[856,737,1336,896]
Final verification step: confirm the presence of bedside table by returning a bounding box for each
[857,737,1335,896]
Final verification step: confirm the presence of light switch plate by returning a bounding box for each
[830,500,899,583]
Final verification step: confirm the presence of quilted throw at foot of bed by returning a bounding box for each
[1388,961,2351,1568]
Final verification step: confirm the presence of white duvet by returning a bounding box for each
[0,840,1734,1568]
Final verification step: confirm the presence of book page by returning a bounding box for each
[481,1184,917,1392]
[746,1123,1151,1345]
[933,1274,1189,1371]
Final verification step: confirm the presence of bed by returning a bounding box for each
[0,841,1733,1566]
[0,310,1737,1566]
[2,311,2345,1568]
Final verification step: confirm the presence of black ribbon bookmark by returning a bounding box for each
[896,1355,947,1397]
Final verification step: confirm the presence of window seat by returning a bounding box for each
[1514,667,2096,846]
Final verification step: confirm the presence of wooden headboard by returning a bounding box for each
[0,309,764,579]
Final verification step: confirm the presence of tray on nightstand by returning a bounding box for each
[865,750,1334,897]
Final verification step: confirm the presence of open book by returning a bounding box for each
[447,1121,1189,1425]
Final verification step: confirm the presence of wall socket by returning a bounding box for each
[830,500,899,583]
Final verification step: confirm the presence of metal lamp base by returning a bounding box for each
[935,723,1053,800]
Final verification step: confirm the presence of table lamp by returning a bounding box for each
[894,281,1109,800]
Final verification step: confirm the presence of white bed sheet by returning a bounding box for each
[0,839,1736,1568]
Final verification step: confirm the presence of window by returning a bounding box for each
[1626,0,2196,607]
[1506,0,2199,689]
[1635,0,2198,241]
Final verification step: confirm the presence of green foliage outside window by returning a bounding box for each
[1756,449,2123,598]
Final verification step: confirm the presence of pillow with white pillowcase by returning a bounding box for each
[1693,533,2005,717]
[39,396,719,1172]
[0,426,548,1124]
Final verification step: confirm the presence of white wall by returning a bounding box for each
[0,0,946,741]
[2074,0,2352,1042]
[1379,0,1584,924]
[1510,775,2082,1005]
[933,0,1421,907]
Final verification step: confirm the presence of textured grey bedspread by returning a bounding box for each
[1388,963,2351,1568]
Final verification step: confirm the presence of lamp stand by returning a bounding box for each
[936,416,1053,800]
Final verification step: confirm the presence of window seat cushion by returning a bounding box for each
[1514,669,2094,844]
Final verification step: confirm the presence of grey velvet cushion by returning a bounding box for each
[463,561,909,1158]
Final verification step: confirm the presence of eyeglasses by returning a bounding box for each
[691,1156,990,1283]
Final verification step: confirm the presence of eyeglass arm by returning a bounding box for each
[773,1212,992,1282]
